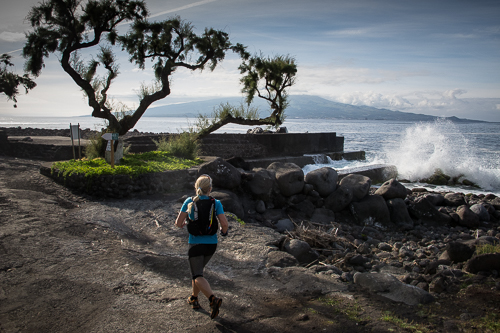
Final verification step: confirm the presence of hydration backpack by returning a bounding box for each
[187,196,218,236]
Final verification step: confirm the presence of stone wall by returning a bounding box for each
[40,163,198,198]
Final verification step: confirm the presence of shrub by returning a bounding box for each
[153,131,199,160]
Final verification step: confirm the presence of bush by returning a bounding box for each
[84,131,107,159]
[154,131,199,160]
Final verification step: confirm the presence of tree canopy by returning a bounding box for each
[0,54,36,107]
[22,0,248,135]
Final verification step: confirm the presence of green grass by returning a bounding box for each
[475,243,500,255]
[52,151,202,179]
[380,311,429,333]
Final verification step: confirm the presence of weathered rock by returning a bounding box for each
[324,185,354,212]
[407,196,452,225]
[470,203,490,222]
[267,162,304,197]
[198,157,241,189]
[211,190,245,219]
[225,156,250,171]
[464,253,500,274]
[350,195,392,227]
[266,251,299,268]
[255,200,266,214]
[444,193,466,207]
[287,200,316,220]
[310,208,335,225]
[457,205,480,228]
[439,241,475,263]
[246,168,276,200]
[339,174,371,201]
[378,242,393,252]
[354,272,434,306]
[386,198,413,230]
[275,219,295,233]
[424,193,445,206]
[375,179,407,200]
[304,167,338,197]
[283,239,320,264]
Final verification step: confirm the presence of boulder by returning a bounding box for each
[386,198,414,230]
[286,200,316,220]
[457,205,480,228]
[211,190,245,219]
[407,196,452,225]
[444,193,466,207]
[255,200,266,214]
[424,193,445,206]
[439,241,476,263]
[267,162,304,197]
[339,174,371,201]
[245,168,276,200]
[283,239,320,264]
[470,203,490,222]
[375,179,407,200]
[350,195,392,227]
[464,253,500,274]
[275,219,295,233]
[354,272,434,306]
[225,156,250,171]
[304,167,338,197]
[324,185,354,212]
[266,251,299,268]
[310,208,335,225]
[198,157,241,190]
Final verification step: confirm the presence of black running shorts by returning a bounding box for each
[188,243,217,280]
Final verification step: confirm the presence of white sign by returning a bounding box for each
[70,125,80,139]
[106,141,112,151]
[102,133,112,141]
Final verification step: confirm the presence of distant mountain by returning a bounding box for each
[143,95,484,122]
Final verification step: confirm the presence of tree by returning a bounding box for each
[0,54,36,107]
[23,0,247,136]
[195,54,297,138]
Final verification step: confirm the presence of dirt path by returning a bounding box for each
[1,156,499,333]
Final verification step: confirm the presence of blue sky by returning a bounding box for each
[1,0,499,121]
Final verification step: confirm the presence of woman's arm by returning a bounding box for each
[218,214,229,234]
[175,211,188,228]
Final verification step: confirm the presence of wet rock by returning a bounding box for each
[304,167,338,197]
[375,179,407,200]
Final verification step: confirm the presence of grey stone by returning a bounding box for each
[283,239,320,264]
[375,179,407,200]
[266,251,299,268]
[464,253,500,274]
[457,205,480,228]
[310,208,335,224]
[275,219,295,233]
[424,193,445,206]
[255,200,266,214]
[324,185,354,212]
[470,203,490,221]
[211,190,245,219]
[440,241,475,263]
[354,272,435,306]
[198,157,241,190]
[444,193,466,207]
[408,196,452,225]
[246,168,276,199]
[350,195,392,227]
[305,167,338,197]
[339,174,372,201]
[267,162,304,197]
[386,198,413,230]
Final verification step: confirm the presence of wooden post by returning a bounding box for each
[110,139,115,168]
[70,123,75,159]
[77,123,81,159]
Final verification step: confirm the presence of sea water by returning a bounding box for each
[1,116,499,195]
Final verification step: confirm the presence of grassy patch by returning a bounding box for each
[52,151,202,179]
[475,244,500,255]
[380,311,430,333]
[318,297,368,323]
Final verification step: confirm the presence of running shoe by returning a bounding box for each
[187,296,200,309]
[209,296,222,319]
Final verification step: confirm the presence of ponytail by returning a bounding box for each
[188,175,212,214]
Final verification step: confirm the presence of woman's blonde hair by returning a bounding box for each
[187,174,212,214]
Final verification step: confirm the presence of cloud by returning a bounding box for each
[0,31,25,42]
[443,89,467,99]
[336,91,413,108]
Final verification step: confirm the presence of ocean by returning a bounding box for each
[1,116,499,195]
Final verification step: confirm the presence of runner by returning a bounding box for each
[175,174,229,319]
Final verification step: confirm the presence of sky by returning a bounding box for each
[1,0,499,121]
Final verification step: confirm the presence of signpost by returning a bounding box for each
[102,133,119,168]
[70,123,81,159]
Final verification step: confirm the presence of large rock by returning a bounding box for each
[266,251,299,268]
[283,239,320,264]
[457,205,480,228]
[439,241,476,263]
[375,179,407,200]
[211,190,245,219]
[407,196,452,225]
[304,167,338,197]
[339,174,371,201]
[470,203,490,222]
[246,168,276,200]
[310,208,335,225]
[354,272,434,306]
[350,195,392,227]
[274,219,295,233]
[267,162,304,197]
[324,185,354,212]
[386,198,413,230]
[464,253,500,274]
[198,157,241,190]
[424,193,445,206]
[444,193,466,207]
